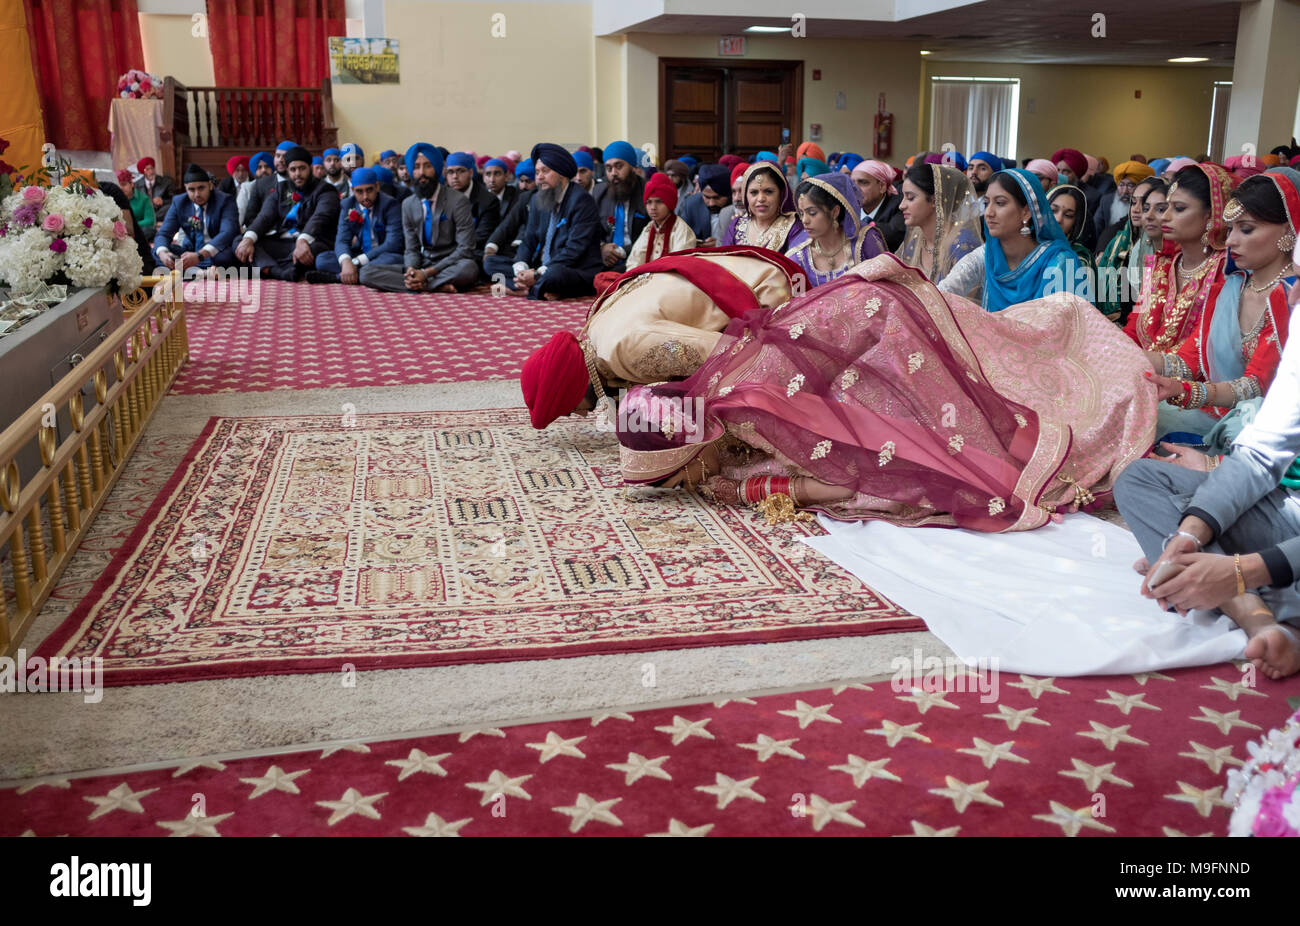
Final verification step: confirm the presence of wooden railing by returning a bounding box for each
[0,277,188,656]
[163,77,338,180]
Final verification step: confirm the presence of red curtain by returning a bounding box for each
[24,0,144,151]
[207,0,344,88]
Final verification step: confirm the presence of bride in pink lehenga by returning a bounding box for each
[616,253,1158,531]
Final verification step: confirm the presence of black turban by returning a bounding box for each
[283,145,312,167]
[183,163,210,184]
[530,143,577,179]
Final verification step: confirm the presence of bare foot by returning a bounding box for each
[1133,557,1148,575]
[543,292,563,301]
[1243,624,1300,679]
[436,283,457,294]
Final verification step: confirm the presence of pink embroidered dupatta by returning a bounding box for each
[618,253,1156,532]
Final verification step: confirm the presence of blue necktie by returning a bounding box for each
[360,207,371,251]
[423,199,433,247]
[614,203,626,247]
[541,210,559,265]
[194,206,205,250]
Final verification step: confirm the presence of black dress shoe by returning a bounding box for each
[304,270,339,284]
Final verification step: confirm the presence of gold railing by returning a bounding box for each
[0,276,187,656]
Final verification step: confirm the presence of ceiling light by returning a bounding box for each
[1168,56,1209,63]
[920,50,932,55]
[744,26,788,33]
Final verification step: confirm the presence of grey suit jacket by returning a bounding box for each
[402,184,475,273]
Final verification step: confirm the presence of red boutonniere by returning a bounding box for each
[606,215,615,225]
[348,208,362,224]
[291,192,302,203]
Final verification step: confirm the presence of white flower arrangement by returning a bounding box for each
[1225,707,1300,837]
[0,183,143,296]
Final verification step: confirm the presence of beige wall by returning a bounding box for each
[922,59,1234,166]
[139,13,215,87]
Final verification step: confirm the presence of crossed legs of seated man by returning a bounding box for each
[358,259,479,293]
[1115,458,1300,679]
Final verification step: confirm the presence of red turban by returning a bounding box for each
[521,332,589,429]
[730,162,748,185]
[137,156,155,172]
[1051,148,1087,179]
[116,168,133,186]
[226,155,249,176]
[644,171,678,211]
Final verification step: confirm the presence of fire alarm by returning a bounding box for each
[813,69,821,80]
[1134,89,1141,98]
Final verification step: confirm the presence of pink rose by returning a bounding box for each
[112,220,127,239]
[22,186,46,205]
[42,213,65,232]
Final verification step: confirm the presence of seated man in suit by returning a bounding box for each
[152,163,241,273]
[574,150,596,192]
[515,159,536,193]
[321,147,350,197]
[677,163,729,243]
[442,152,501,264]
[242,139,295,227]
[503,143,603,301]
[306,167,404,285]
[360,143,478,294]
[218,156,249,197]
[234,145,341,280]
[483,158,533,287]
[851,159,906,252]
[483,158,517,218]
[135,157,177,216]
[593,140,648,275]
[372,165,411,203]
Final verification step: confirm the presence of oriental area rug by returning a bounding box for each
[35,409,920,685]
[7,663,1294,836]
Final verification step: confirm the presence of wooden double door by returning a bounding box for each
[659,58,803,162]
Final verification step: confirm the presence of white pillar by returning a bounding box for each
[1224,0,1300,160]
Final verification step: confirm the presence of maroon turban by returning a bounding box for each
[137,156,155,172]
[1051,148,1087,179]
[521,332,589,429]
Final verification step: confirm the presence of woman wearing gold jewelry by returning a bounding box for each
[785,174,887,288]
[1124,162,1236,353]
[1144,168,1299,450]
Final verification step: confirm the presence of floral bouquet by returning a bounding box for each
[117,69,163,100]
[0,184,143,297]
[1226,706,1300,836]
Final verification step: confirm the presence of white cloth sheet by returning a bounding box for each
[802,513,1246,676]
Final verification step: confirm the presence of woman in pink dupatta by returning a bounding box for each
[616,253,1157,531]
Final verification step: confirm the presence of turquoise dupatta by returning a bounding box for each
[982,168,1079,313]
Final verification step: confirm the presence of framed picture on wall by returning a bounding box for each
[329,37,400,85]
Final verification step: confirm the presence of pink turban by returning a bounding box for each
[1026,159,1058,183]
[505,150,522,162]
[1083,154,1100,180]
[851,159,898,195]
[1167,157,1198,174]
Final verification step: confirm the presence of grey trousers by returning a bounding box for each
[359,258,479,293]
[1113,459,1300,622]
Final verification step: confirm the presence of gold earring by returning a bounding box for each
[1279,231,1297,252]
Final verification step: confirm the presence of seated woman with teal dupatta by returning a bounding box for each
[1048,184,1098,305]
[1145,168,1298,452]
[981,168,1081,312]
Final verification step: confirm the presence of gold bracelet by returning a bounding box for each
[1234,553,1246,596]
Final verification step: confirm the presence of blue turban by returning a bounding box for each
[969,151,999,169]
[514,158,535,180]
[276,139,297,151]
[379,149,397,161]
[349,167,378,188]
[530,143,576,179]
[573,150,594,171]
[1149,158,1171,174]
[603,140,638,166]
[405,143,443,179]
[372,165,396,187]
[323,147,341,158]
[249,152,270,174]
[679,155,698,169]
[756,151,778,163]
[484,158,507,171]
[943,151,968,171]
[838,152,865,172]
[445,151,476,172]
[311,156,323,166]
[340,143,364,161]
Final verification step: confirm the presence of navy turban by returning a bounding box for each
[406,142,443,178]
[603,140,638,167]
[698,164,730,197]
[350,167,378,188]
[531,143,576,179]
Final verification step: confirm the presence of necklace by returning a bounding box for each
[1246,264,1294,294]
[1176,253,1207,280]
[813,236,847,259]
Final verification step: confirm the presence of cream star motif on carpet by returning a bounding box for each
[897,687,961,714]
[906,820,961,836]
[157,811,235,837]
[647,819,714,837]
[171,760,227,778]
[656,715,716,745]
[984,704,1051,731]
[402,812,473,837]
[240,764,310,799]
[316,787,388,826]
[85,783,158,820]
[606,752,672,786]
[803,794,865,831]
[713,697,759,707]
[1007,676,1070,699]
[777,700,841,728]
[1096,690,1162,715]
[1161,826,1216,837]
[458,728,507,743]
[1076,721,1150,751]
[832,683,875,695]
[465,770,533,806]
[928,776,1005,813]
[526,732,588,764]
[738,734,805,762]
[696,773,765,809]
[590,712,634,726]
[552,793,623,833]
[385,749,452,781]
[829,754,901,787]
[1057,758,1133,791]
[1200,676,1268,702]
[1130,671,1175,685]
[957,738,1029,770]
[16,779,70,795]
[1177,741,1241,774]
[1164,781,1230,818]
[319,744,371,759]
[1031,801,1115,836]
[864,719,931,746]
[1190,706,1262,735]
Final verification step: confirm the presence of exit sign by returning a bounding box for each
[719,36,746,56]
